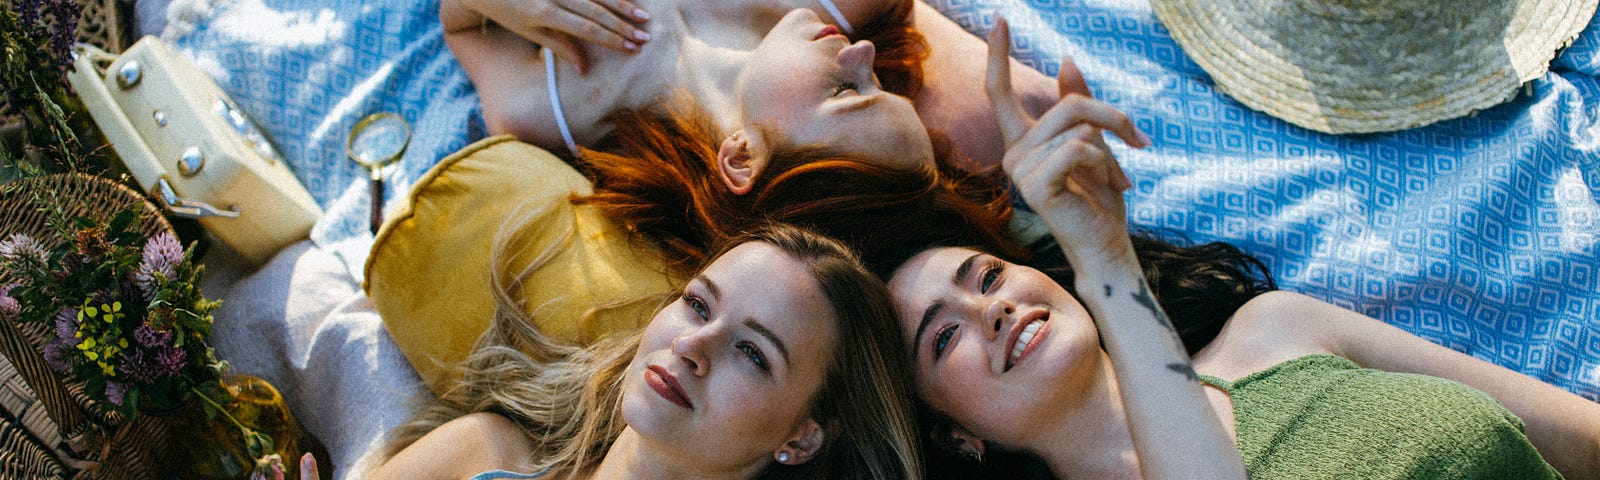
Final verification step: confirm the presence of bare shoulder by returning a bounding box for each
[1194,291,1341,379]
[371,413,538,480]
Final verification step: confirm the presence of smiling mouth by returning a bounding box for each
[646,365,693,409]
[1004,312,1049,372]
[814,24,842,40]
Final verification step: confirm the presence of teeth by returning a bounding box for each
[1009,320,1045,365]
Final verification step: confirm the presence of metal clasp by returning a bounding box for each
[156,178,240,219]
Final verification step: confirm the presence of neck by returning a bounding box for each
[588,427,766,480]
[1032,355,1142,480]
[674,35,750,136]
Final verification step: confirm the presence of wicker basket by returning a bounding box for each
[0,173,176,480]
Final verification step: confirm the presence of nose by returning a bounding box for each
[671,327,714,377]
[962,295,1014,342]
[837,40,877,77]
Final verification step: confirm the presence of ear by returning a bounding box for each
[716,129,770,196]
[945,425,986,458]
[773,418,826,465]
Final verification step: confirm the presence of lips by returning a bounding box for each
[814,24,842,40]
[646,365,693,409]
[1003,311,1050,372]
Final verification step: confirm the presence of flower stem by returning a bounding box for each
[190,386,251,438]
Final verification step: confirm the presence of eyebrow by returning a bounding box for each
[697,274,720,301]
[911,252,982,362]
[744,319,792,369]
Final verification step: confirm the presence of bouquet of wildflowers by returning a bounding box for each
[0,209,223,416]
[0,206,292,478]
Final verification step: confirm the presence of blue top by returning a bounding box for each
[468,469,547,480]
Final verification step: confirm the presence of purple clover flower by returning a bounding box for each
[134,233,182,300]
[42,341,71,373]
[0,233,47,267]
[132,324,171,348]
[53,307,78,346]
[105,381,127,406]
[155,345,186,376]
[0,283,19,318]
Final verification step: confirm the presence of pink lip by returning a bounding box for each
[1003,310,1050,372]
[814,24,842,40]
[646,365,693,409]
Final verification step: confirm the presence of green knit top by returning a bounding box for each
[1197,355,1562,479]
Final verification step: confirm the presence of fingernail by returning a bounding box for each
[301,453,315,472]
[1135,128,1153,148]
[624,41,638,51]
[633,29,651,42]
[633,8,651,20]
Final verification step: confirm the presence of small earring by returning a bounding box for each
[966,451,984,463]
[777,452,791,463]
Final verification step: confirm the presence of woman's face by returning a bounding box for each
[887,247,1104,445]
[622,241,839,471]
[736,9,934,171]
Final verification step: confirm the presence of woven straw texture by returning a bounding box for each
[1152,0,1599,134]
[0,174,175,480]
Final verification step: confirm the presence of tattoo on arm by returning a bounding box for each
[1105,285,1113,297]
[1129,283,1174,329]
[1167,362,1200,382]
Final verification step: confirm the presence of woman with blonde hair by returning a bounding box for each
[365,222,921,480]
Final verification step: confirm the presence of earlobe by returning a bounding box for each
[773,418,826,465]
[716,130,768,196]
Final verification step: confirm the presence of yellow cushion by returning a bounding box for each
[364,136,681,393]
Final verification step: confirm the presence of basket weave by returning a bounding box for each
[0,173,176,480]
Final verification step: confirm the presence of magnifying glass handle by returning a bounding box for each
[370,177,385,235]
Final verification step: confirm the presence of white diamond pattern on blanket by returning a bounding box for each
[927,0,1600,400]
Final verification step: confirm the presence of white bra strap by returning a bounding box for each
[815,0,854,34]
[542,47,581,158]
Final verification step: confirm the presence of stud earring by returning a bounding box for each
[778,452,791,463]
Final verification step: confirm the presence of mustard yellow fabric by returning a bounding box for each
[364,136,681,393]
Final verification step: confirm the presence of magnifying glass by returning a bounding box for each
[347,112,410,234]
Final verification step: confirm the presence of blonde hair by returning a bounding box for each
[367,216,922,480]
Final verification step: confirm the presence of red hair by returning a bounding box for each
[573,3,1018,274]
[575,106,1025,276]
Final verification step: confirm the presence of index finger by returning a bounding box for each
[985,17,1029,146]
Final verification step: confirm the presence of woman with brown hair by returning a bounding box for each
[367,223,922,480]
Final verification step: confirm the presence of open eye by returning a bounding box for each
[832,81,859,97]
[932,324,957,359]
[684,294,710,321]
[979,260,1003,294]
[737,342,771,371]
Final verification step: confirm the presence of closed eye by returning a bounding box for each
[832,81,859,97]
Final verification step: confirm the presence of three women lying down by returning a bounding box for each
[368,7,1598,480]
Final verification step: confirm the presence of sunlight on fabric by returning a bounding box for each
[310,61,397,145]
[205,0,346,49]
[1555,167,1598,253]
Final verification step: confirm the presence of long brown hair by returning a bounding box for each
[368,222,922,480]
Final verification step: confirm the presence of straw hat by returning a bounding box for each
[1151,0,1597,134]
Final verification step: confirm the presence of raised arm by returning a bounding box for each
[985,19,1246,480]
[1228,291,1600,480]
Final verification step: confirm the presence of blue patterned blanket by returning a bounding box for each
[170,0,1600,400]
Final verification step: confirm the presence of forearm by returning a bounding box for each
[1070,253,1248,480]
